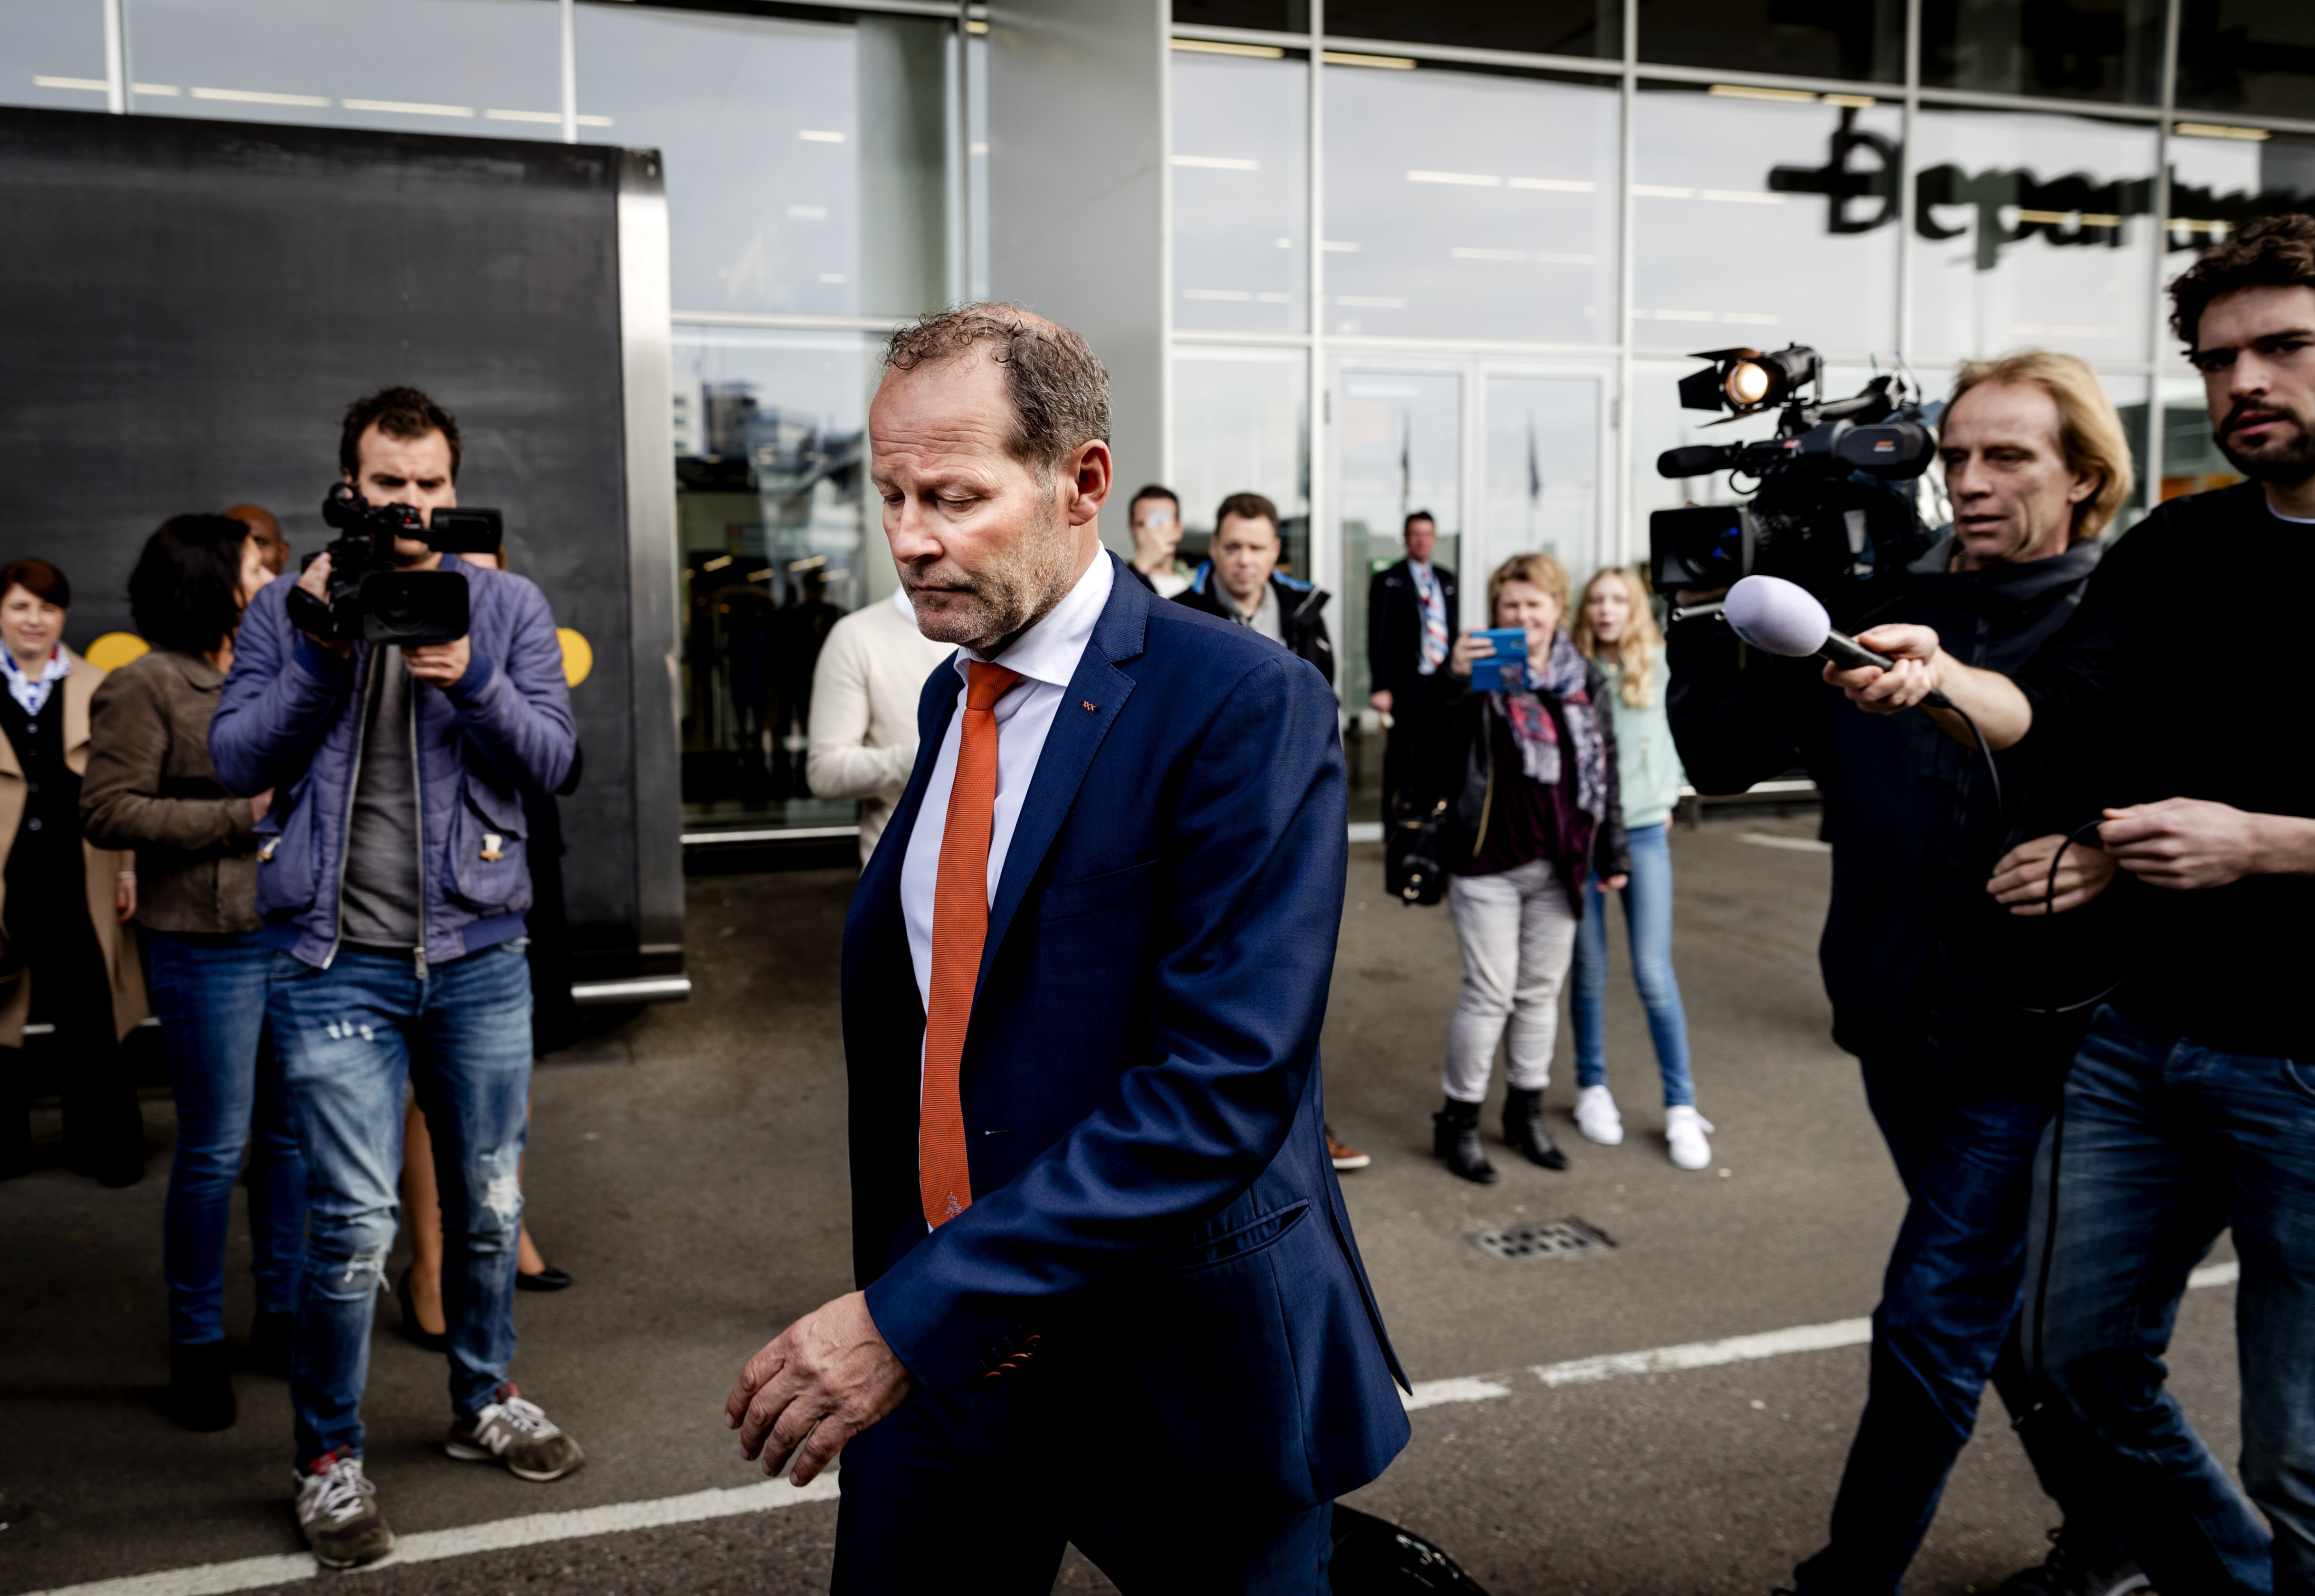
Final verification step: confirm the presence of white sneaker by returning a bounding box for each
[1665,1106,1714,1171]
[1574,1085,1624,1146]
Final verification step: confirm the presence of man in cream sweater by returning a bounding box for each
[805,586,956,864]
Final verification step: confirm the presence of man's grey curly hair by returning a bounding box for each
[883,304,1111,482]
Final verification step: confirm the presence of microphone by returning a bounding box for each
[1723,575,1953,710]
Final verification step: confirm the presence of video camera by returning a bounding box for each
[1649,345,1937,616]
[285,483,504,647]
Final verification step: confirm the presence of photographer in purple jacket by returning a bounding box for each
[210,388,581,1569]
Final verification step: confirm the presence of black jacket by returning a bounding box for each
[1667,535,2108,1093]
[1366,559,1458,700]
[1176,570,1337,690]
[1418,660,1630,912]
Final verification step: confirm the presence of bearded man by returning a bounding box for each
[721,305,1408,1594]
[1830,213,2315,1594]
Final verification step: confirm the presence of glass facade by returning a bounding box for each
[16,0,2313,837]
[1172,49,1309,335]
[1165,0,2315,773]
[1632,86,1902,357]
[121,0,566,138]
[1322,65,1619,342]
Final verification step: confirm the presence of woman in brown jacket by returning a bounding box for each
[0,558,147,1187]
[81,516,299,1432]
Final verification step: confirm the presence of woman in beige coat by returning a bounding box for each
[0,557,147,1186]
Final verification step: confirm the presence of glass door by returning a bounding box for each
[1472,370,1607,614]
[1332,366,1464,714]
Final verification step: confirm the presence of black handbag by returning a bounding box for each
[1384,795,1451,906]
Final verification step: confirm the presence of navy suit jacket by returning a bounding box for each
[843,554,1410,1510]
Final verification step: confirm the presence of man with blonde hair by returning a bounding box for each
[1669,351,2141,1596]
[1832,213,2315,1596]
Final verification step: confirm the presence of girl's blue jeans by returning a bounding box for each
[1570,822,1696,1108]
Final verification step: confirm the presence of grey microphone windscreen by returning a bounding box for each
[1724,575,1831,659]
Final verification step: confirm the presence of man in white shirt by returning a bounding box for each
[805,586,956,864]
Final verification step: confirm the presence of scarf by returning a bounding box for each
[1493,630,1606,823]
[0,646,68,717]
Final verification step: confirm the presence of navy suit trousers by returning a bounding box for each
[833,1384,1334,1595]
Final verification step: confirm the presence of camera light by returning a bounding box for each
[1725,361,1774,408]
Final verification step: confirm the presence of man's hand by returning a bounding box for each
[295,554,353,658]
[404,637,471,688]
[114,874,136,923]
[2097,799,2315,891]
[250,788,274,825]
[1989,833,2117,915]
[724,1291,911,1486]
[1822,624,1945,714]
[1602,874,1628,892]
[1370,689,1393,715]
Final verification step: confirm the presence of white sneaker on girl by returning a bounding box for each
[1665,1106,1714,1171]
[1574,1085,1624,1146]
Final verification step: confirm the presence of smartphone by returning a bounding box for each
[1468,627,1528,692]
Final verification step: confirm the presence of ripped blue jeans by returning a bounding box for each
[270,943,533,1465]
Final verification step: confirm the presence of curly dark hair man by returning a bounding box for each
[1804,213,2315,1592]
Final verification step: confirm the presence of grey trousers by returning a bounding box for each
[1443,858,1579,1103]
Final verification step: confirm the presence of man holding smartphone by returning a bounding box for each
[1122,484,1188,597]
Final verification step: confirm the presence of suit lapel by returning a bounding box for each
[977,560,1149,984]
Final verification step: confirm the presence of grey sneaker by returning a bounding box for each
[293,1449,395,1569]
[445,1382,586,1482]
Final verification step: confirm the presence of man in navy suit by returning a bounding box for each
[723,305,1409,1591]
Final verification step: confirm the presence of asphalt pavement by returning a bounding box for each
[0,816,2243,1596]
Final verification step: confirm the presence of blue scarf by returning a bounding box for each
[0,646,68,717]
[1493,631,1606,823]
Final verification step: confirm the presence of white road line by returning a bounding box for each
[29,1262,2248,1596]
[21,1475,839,1596]
[1403,1258,2241,1414]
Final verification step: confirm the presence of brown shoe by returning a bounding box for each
[1326,1126,1371,1171]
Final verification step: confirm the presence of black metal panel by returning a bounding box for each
[0,106,647,975]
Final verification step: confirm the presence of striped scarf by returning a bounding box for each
[1494,631,1606,823]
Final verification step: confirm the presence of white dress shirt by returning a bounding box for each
[899,552,1115,1010]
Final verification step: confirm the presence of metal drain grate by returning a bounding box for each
[1471,1218,1615,1261]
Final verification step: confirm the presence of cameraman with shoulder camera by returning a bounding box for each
[210,388,581,1569]
[1830,216,2315,1596]
[1669,352,2138,1596]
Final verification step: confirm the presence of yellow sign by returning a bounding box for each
[557,627,593,688]
[85,632,150,672]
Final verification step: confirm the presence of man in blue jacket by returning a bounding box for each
[723,306,1408,1593]
[212,388,582,1569]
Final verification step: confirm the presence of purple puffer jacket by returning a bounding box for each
[210,554,577,972]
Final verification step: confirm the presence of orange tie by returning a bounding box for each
[920,661,1024,1229]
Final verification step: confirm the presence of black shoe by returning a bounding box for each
[1992,1526,2148,1596]
[1432,1098,1498,1184]
[250,1309,294,1380]
[393,1267,450,1354]
[1503,1087,1569,1170]
[69,1145,146,1188]
[516,1264,573,1292]
[167,1340,237,1432]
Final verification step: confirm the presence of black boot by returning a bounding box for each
[1432,1098,1498,1184]
[1504,1087,1569,1169]
[250,1309,293,1381]
[167,1340,237,1432]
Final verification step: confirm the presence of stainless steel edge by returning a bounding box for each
[570,976,693,1007]
[616,145,685,983]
